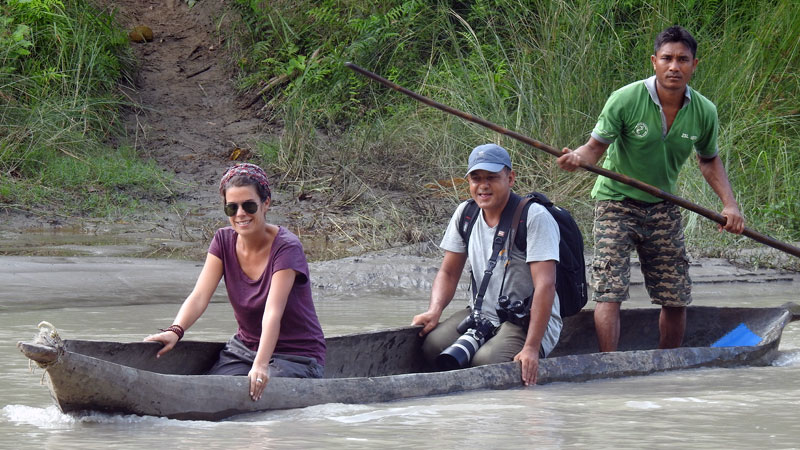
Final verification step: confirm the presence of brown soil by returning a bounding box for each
[113,0,263,209]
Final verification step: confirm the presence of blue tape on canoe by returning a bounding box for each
[711,323,762,347]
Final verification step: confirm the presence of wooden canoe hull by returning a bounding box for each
[18,304,796,420]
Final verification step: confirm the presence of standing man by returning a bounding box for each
[557,26,744,352]
[412,143,562,386]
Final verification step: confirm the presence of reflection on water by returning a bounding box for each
[2,256,800,449]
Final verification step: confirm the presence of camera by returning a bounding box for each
[496,295,531,327]
[435,312,497,370]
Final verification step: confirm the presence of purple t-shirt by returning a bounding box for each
[208,226,326,365]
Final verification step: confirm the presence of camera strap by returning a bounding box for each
[497,195,533,297]
[471,193,523,315]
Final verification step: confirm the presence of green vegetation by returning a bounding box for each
[0,0,170,218]
[232,0,800,260]
[2,0,798,265]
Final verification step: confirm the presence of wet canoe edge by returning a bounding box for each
[17,303,796,420]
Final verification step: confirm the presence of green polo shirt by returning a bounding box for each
[590,76,719,203]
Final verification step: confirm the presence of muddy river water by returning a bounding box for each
[1,252,799,449]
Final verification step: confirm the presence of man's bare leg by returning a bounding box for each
[594,302,621,352]
[658,306,686,349]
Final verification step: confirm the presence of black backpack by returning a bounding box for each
[458,192,588,318]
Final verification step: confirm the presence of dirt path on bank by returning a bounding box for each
[113,0,266,211]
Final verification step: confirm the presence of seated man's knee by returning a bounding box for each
[470,323,527,367]
[470,347,505,367]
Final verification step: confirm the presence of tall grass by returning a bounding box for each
[675,0,800,254]
[234,0,800,261]
[0,0,170,217]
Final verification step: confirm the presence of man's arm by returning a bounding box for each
[557,137,610,172]
[513,260,557,386]
[411,251,468,337]
[697,154,744,234]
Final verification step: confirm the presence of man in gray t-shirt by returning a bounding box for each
[412,144,561,386]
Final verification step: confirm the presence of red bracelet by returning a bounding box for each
[159,324,185,340]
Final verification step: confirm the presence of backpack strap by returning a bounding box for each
[471,193,521,314]
[514,192,553,252]
[508,196,533,257]
[457,199,481,299]
[457,201,481,297]
[458,199,480,248]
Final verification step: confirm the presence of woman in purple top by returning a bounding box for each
[145,163,326,401]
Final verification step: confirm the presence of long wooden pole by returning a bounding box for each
[346,62,800,258]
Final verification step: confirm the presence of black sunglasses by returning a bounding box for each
[224,200,260,217]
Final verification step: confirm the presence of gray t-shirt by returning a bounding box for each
[440,200,562,356]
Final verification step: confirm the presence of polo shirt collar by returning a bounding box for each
[645,75,692,108]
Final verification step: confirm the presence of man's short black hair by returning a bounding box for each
[654,26,698,58]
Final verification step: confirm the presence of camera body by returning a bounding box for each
[435,311,497,370]
[496,295,531,328]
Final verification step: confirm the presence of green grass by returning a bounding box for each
[0,0,171,218]
[1,145,170,217]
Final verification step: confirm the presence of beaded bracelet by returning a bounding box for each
[159,324,185,341]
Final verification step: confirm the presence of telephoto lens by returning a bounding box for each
[435,316,496,370]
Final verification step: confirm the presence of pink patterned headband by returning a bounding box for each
[219,163,271,199]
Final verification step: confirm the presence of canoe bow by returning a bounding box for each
[17,341,60,365]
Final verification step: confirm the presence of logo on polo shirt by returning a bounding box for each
[633,122,649,138]
[681,133,698,141]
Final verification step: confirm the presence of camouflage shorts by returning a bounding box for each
[592,199,692,307]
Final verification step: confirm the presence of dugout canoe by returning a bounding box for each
[18,303,800,421]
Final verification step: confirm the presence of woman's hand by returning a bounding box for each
[143,331,179,358]
[248,364,270,401]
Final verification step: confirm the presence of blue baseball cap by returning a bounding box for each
[466,143,512,176]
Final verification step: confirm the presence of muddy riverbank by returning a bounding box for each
[2,248,797,313]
